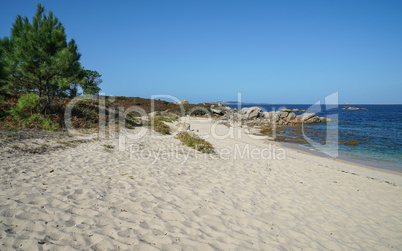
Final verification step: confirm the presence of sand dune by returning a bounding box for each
[0,118,401,250]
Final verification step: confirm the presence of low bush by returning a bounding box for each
[150,117,171,135]
[10,93,40,119]
[125,112,143,129]
[0,95,7,118]
[175,131,214,153]
[25,113,59,131]
[155,116,178,123]
[5,94,58,131]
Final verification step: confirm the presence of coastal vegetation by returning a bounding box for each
[103,144,114,149]
[0,4,213,132]
[149,116,172,135]
[175,131,214,153]
[0,4,101,130]
[154,116,178,123]
[0,4,102,105]
[8,93,58,130]
[0,94,214,131]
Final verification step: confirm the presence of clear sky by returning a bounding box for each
[1,0,401,104]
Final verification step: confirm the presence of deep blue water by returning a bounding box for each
[226,103,402,172]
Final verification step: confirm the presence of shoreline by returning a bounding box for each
[224,103,402,171]
[279,141,402,175]
[186,117,402,185]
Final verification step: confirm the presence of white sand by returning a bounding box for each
[0,117,401,250]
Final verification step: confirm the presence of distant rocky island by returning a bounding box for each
[343,106,369,111]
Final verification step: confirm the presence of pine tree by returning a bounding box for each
[0,49,5,95]
[0,38,14,96]
[0,3,82,109]
[81,69,102,95]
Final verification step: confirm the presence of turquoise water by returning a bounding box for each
[227,104,402,172]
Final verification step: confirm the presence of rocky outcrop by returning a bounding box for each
[211,107,224,115]
[292,108,306,112]
[301,112,316,121]
[241,106,262,119]
[261,111,277,120]
[210,104,231,116]
[209,104,333,125]
[343,106,369,111]
[287,112,296,120]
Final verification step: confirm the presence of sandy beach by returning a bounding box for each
[1,117,401,250]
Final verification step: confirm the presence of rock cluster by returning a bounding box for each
[210,103,233,117]
[210,104,333,125]
[343,106,369,111]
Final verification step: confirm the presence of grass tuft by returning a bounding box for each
[155,116,178,123]
[150,117,171,135]
[175,131,214,153]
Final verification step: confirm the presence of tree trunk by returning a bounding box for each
[44,79,51,116]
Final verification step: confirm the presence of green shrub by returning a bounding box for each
[132,97,141,105]
[26,113,59,131]
[175,131,214,153]
[0,95,6,118]
[10,93,40,119]
[153,119,171,135]
[155,116,178,123]
[125,112,142,129]
[148,117,171,135]
[42,117,59,131]
[7,93,58,131]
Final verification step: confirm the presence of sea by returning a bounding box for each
[225,103,402,172]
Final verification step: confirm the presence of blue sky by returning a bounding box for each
[1,0,401,104]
